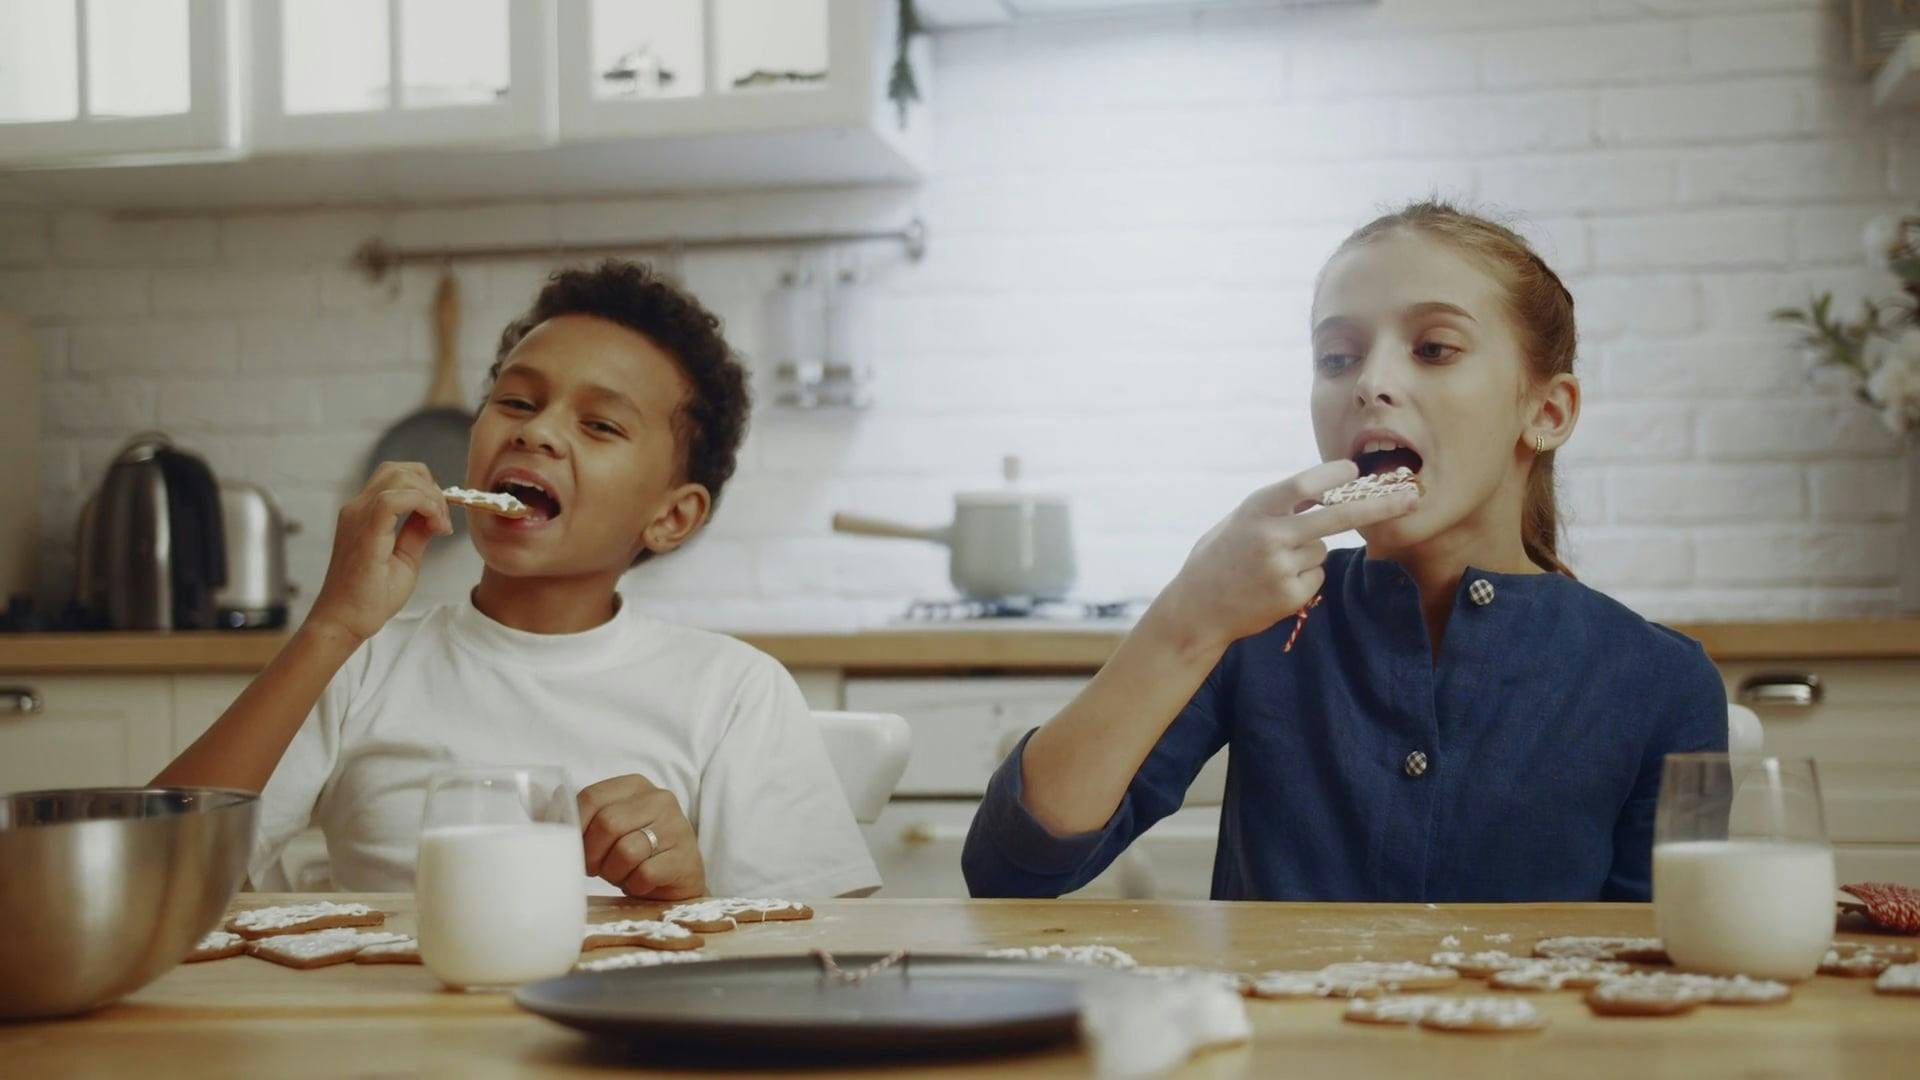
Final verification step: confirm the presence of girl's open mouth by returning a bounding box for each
[1354,447,1423,477]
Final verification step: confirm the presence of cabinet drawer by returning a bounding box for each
[0,675,173,791]
[1720,661,1920,844]
[864,799,1220,901]
[845,676,1228,805]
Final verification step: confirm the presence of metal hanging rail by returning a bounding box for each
[352,216,927,281]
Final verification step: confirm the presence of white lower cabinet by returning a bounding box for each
[864,799,1222,901]
[0,675,174,792]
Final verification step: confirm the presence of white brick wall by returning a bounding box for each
[5,0,1918,628]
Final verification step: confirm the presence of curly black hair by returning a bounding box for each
[491,260,750,564]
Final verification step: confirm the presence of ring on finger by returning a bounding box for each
[641,825,661,856]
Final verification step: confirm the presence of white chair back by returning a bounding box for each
[1727,703,1764,755]
[811,710,912,824]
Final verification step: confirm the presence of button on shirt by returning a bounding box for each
[962,548,1728,903]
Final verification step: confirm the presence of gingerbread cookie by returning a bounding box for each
[441,486,531,519]
[352,938,421,965]
[1344,995,1546,1033]
[577,949,713,973]
[1132,966,1250,994]
[186,930,246,963]
[1420,997,1549,1033]
[227,901,385,941]
[1820,942,1917,977]
[1321,466,1422,506]
[1315,961,1461,999]
[1244,971,1328,1000]
[1532,936,1669,964]
[1585,972,1789,1013]
[661,898,814,933]
[1430,950,1523,978]
[1487,958,1630,992]
[986,944,1139,970]
[1875,963,1920,996]
[582,918,703,952]
[247,929,409,970]
[1343,995,1450,1026]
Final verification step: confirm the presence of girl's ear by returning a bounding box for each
[638,483,712,558]
[1526,372,1580,454]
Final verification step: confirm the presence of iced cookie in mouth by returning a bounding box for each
[1320,466,1423,507]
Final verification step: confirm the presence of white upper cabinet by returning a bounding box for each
[0,0,236,164]
[249,0,554,151]
[560,0,856,140]
[0,0,927,207]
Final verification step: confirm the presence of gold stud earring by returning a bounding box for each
[1534,434,1548,454]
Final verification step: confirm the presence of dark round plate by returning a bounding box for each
[514,953,1095,1060]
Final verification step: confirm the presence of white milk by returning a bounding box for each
[416,823,587,989]
[1653,839,1836,981]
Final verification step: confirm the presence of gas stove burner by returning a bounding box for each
[900,598,1148,623]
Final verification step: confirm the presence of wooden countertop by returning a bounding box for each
[9,619,1920,675]
[4,894,1913,1077]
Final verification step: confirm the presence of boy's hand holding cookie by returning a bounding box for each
[578,774,708,900]
[307,462,454,644]
[1157,460,1418,650]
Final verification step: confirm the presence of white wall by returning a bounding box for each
[4,0,1915,629]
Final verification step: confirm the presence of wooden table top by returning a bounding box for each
[4,894,1915,1077]
[11,618,1920,675]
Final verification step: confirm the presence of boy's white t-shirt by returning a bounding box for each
[249,596,880,899]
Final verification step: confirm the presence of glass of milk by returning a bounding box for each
[1653,754,1833,981]
[416,766,587,990]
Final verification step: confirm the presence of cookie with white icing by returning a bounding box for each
[227,901,386,940]
[1532,935,1669,964]
[186,930,246,963]
[662,898,813,934]
[582,918,704,952]
[247,928,409,970]
[352,938,421,965]
[441,486,531,519]
[986,944,1138,970]
[1821,941,1917,977]
[1320,466,1422,507]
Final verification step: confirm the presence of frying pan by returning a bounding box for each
[366,269,473,533]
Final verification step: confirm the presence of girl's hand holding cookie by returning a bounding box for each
[578,775,708,901]
[1157,460,1418,651]
[307,462,454,644]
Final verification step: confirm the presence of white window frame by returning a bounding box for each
[0,0,238,165]
[555,0,868,142]
[247,0,556,153]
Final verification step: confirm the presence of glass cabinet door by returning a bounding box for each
[0,0,233,164]
[251,0,552,152]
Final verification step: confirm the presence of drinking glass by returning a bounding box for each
[1653,754,1833,981]
[415,766,586,990]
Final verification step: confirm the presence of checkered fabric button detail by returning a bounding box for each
[1405,750,1429,777]
[1468,579,1495,607]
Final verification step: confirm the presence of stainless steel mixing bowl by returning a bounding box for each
[0,787,257,1020]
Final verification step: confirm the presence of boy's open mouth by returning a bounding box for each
[495,477,563,521]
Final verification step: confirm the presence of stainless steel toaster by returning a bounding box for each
[213,481,299,630]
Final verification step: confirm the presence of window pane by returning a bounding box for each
[87,0,191,118]
[591,0,703,101]
[716,0,827,95]
[400,0,509,108]
[0,0,79,122]
[283,0,390,114]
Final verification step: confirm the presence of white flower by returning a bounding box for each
[1863,327,1920,435]
[1864,215,1904,270]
